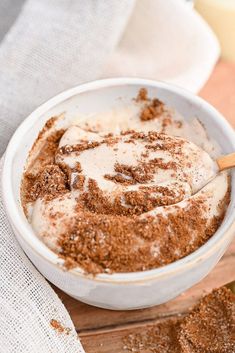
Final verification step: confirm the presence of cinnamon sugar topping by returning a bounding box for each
[24,165,69,202]
[135,87,149,102]
[136,88,165,121]
[50,319,71,335]
[123,287,235,353]
[140,98,165,121]
[58,193,227,274]
[58,140,101,155]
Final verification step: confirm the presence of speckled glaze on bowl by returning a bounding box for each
[2,78,235,310]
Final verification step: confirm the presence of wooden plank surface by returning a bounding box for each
[53,60,235,352]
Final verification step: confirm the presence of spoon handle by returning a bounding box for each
[217,152,235,171]
[225,280,235,294]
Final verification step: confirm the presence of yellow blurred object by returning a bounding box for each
[195,0,235,62]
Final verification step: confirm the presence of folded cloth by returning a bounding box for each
[105,0,220,93]
[0,0,219,352]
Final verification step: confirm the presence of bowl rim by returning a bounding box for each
[2,77,235,283]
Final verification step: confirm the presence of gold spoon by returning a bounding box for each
[225,280,235,294]
[217,152,235,171]
[194,152,235,194]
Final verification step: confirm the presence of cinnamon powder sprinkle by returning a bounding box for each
[58,193,228,274]
[135,87,149,102]
[21,129,68,207]
[105,158,178,187]
[24,164,69,202]
[135,88,176,131]
[72,174,85,190]
[179,287,235,352]
[137,89,165,122]
[50,319,71,335]
[58,140,101,155]
[123,318,181,353]
[140,98,165,121]
[104,173,136,186]
[123,287,235,353]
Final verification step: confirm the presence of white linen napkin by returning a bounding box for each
[105,0,220,93]
[0,1,219,352]
[0,0,136,156]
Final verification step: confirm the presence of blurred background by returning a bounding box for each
[196,0,235,62]
[1,1,235,63]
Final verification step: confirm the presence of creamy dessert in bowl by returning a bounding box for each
[21,89,230,275]
[2,79,235,309]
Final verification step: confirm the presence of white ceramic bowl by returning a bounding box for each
[2,78,235,310]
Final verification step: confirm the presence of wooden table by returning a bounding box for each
[54,60,235,352]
